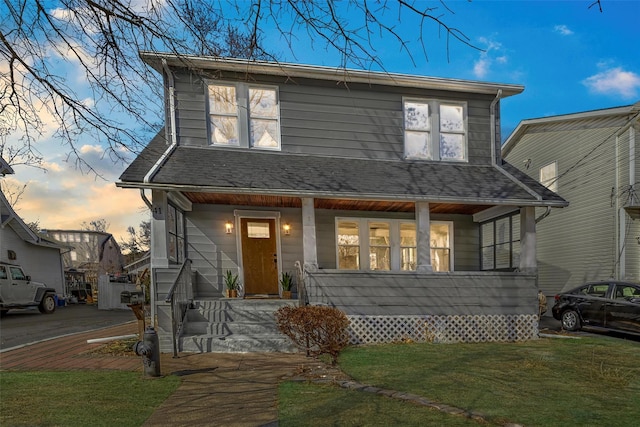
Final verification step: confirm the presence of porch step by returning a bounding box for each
[179,298,298,353]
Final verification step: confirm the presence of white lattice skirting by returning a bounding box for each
[348,314,539,344]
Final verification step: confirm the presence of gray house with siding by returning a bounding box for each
[503,103,640,301]
[118,53,567,353]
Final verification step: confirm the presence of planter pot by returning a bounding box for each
[230,289,238,298]
[282,290,292,299]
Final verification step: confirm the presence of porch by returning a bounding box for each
[156,261,539,354]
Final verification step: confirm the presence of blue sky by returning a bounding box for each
[3,0,639,243]
[281,0,640,138]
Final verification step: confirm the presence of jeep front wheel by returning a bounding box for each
[38,294,56,314]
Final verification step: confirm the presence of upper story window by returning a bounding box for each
[539,161,558,192]
[207,83,281,150]
[404,99,467,162]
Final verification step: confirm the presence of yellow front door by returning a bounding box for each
[241,218,279,295]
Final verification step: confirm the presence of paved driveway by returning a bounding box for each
[0,303,136,350]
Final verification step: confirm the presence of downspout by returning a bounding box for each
[143,59,178,184]
[490,89,503,166]
[142,59,178,325]
[614,111,640,280]
[535,207,551,224]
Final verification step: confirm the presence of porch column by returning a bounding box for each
[150,189,170,268]
[519,206,537,274]
[301,197,318,271]
[416,201,433,273]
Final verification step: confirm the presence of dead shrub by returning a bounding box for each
[275,305,350,365]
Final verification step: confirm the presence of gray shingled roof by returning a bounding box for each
[119,134,567,207]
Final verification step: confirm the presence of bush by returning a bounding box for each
[275,305,350,365]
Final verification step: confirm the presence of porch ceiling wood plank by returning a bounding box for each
[180,192,491,214]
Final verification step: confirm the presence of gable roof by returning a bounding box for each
[119,132,566,208]
[1,156,13,176]
[139,52,525,98]
[503,101,640,157]
[0,190,67,250]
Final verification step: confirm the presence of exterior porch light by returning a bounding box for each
[282,223,291,235]
[225,220,234,234]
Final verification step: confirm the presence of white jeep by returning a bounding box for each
[0,262,57,317]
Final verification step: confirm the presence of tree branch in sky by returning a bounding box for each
[1,0,482,173]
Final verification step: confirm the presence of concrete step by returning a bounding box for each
[183,320,280,335]
[178,297,299,353]
[179,334,297,353]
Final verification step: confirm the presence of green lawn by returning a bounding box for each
[280,336,640,426]
[0,371,180,427]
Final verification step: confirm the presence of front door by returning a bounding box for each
[241,218,279,295]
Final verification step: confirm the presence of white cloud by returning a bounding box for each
[473,37,506,79]
[554,25,574,36]
[583,67,640,99]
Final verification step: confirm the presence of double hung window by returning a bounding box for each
[336,218,452,272]
[404,99,467,161]
[208,83,281,149]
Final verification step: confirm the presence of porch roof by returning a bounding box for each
[119,133,567,210]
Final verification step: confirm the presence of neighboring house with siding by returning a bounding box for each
[40,229,125,289]
[503,103,640,300]
[118,53,567,352]
[1,159,66,297]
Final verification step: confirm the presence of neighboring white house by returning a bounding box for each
[1,158,67,297]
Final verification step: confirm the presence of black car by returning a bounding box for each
[552,281,640,336]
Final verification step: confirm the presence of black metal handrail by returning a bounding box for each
[165,259,193,358]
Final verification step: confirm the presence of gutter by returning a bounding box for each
[490,90,502,166]
[116,181,568,208]
[143,59,178,184]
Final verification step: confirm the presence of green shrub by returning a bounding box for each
[275,305,350,365]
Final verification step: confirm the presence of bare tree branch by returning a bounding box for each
[1,0,484,175]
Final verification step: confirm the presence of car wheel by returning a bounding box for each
[38,294,56,314]
[0,310,8,318]
[561,310,581,331]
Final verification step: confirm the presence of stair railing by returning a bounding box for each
[165,258,193,358]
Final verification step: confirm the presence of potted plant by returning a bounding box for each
[224,270,239,298]
[280,271,293,299]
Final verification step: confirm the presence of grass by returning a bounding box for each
[0,371,180,427]
[279,336,639,426]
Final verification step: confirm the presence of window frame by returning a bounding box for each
[403,98,468,162]
[539,161,558,192]
[206,81,281,151]
[167,203,186,264]
[480,212,521,271]
[335,217,453,272]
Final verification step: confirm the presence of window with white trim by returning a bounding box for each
[481,213,520,271]
[404,99,467,161]
[539,161,558,192]
[336,218,452,272]
[208,83,281,150]
[167,203,185,263]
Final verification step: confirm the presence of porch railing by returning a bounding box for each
[165,259,193,358]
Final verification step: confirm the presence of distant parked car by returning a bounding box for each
[0,262,57,317]
[552,281,640,336]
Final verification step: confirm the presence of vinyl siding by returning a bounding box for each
[505,116,639,295]
[169,69,495,164]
